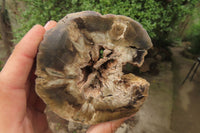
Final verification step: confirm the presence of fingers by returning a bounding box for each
[0,21,57,90]
[0,25,45,89]
[87,117,130,133]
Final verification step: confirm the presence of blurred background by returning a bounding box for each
[0,0,200,133]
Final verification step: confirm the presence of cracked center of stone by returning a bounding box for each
[36,11,153,125]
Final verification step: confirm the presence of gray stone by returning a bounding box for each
[36,11,152,128]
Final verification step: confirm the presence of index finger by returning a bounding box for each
[0,25,45,89]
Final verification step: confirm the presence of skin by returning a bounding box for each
[0,21,132,133]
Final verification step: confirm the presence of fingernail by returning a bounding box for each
[44,21,51,29]
[33,24,43,29]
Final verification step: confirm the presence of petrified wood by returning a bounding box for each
[36,11,153,125]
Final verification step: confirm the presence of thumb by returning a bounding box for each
[87,117,129,133]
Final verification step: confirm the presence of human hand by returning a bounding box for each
[87,116,132,133]
[0,20,131,133]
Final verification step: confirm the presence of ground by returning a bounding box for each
[0,43,200,133]
[171,47,200,133]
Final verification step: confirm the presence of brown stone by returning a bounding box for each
[35,11,153,126]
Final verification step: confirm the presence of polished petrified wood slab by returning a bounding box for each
[36,11,153,126]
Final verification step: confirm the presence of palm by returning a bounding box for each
[23,74,51,133]
[23,109,50,133]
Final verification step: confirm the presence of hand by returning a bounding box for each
[0,21,57,133]
[0,20,131,133]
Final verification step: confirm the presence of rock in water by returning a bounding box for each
[36,11,153,127]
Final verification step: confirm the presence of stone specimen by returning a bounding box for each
[36,11,153,126]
